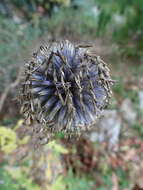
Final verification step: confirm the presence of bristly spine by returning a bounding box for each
[20,40,114,136]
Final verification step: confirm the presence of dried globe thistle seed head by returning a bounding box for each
[20,40,113,135]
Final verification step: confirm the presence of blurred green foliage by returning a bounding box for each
[0,0,70,18]
[0,167,41,190]
[0,166,93,190]
[0,0,143,82]
[95,0,143,58]
[0,17,43,92]
[51,171,94,190]
[0,121,93,190]
[0,0,143,189]
[63,170,94,190]
[0,127,17,153]
[47,140,68,154]
[47,8,98,38]
[47,0,143,58]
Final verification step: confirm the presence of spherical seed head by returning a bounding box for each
[20,40,113,135]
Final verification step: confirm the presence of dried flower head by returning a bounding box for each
[20,40,113,135]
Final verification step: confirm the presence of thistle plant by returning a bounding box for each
[20,40,113,136]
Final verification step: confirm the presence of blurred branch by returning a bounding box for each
[0,67,22,113]
[0,66,6,75]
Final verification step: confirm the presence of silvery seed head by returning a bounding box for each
[20,40,113,135]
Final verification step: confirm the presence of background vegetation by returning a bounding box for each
[0,0,143,189]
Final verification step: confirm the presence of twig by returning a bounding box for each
[0,68,22,113]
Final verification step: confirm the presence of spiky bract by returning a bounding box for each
[20,40,113,135]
